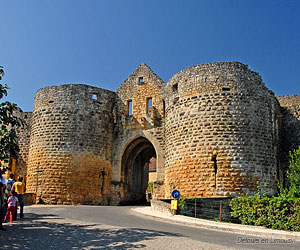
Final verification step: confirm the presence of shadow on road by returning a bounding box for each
[0,213,180,249]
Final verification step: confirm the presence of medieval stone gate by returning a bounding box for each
[10,61,300,205]
[120,137,156,204]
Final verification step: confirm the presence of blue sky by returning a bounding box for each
[1,0,299,111]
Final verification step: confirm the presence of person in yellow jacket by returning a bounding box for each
[12,176,26,219]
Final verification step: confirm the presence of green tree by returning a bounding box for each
[0,66,23,173]
[287,146,300,198]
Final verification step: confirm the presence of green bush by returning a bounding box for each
[230,190,300,231]
[230,183,269,226]
[147,182,153,193]
[230,146,300,231]
[287,146,300,198]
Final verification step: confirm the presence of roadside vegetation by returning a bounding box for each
[0,66,23,173]
[230,146,300,231]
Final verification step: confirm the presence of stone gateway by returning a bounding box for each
[10,62,300,205]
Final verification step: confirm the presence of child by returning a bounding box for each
[4,191,18,222]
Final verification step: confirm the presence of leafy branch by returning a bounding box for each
[0,66,23,174]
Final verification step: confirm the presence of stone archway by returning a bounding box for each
[121,137,156,204]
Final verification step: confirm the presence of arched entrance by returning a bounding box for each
[121,137,156,204]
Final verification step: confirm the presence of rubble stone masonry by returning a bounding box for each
[277,95,300,184]
[11,62,300,204]
[26,84,115,204]
[113,63,166,203]
[165,62,281,198]
[12,111,32,179]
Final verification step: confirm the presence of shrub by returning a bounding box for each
[147,182,153,193]
[230,191,300,231]
[287,146,300,198]
[230,146,300,231]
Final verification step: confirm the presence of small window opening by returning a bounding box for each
[127,100,132,115]
[172,83,178,92]
[222,87,230,92]
[138,77,144,83]
[75,99,79,105]
[147,97,152,112]
[148,157,157,172]
[92,94,98,100]
[173,97,179,104]
[113,107,117,123]
[162,100,165,116]
[212,154,218,188]
[49,100,54,104]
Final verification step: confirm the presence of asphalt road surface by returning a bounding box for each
[1,205,299,250]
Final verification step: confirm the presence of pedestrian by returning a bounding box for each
[3,174,15,219]
[0,170,7,227]
[4,191,18,223]
[0,181,7,231]
[6,174,15,193]
[12,176,26,219]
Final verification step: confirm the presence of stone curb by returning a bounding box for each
[132,207,300,241]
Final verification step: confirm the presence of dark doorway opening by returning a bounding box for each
[121,137,156,204]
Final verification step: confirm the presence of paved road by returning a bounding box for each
[1,205,299,250]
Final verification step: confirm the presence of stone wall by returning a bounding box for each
[15,111,32,179]
[151,199,172,214]
[277,95,300,184]
[164,62,281,198]
[112,63,166,203]
[178,198,234,222]
[26,84,116,205]
[3,110,32,181]
[11,61,299,205]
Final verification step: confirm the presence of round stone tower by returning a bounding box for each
[164,62,281,198]
[26,84,116,205]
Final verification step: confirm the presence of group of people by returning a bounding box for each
[0,171,26,231]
